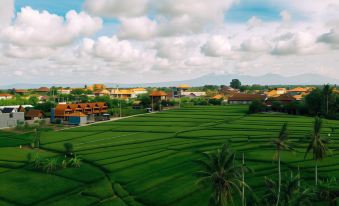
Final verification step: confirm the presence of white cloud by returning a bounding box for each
[247,16,263,30]
[1,7,102,48]
[118,16,157,40]
[84,0,149,18]
[241,36,271,52]
[271,32,318,55]
[0,0,14,29]
[201,35,231,57]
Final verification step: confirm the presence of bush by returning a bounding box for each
[249,100,266,114]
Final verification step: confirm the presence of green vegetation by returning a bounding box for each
[0,105,338,205]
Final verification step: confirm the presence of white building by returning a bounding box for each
[0,94,13,100]
[181,91,206,97]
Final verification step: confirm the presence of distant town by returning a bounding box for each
[1,80,338,129]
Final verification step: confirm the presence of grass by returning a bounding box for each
[0,105,338,205]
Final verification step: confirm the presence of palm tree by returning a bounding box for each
[305,116,329,186]
[322,84,333,115]
[272,123,293,206]
[263,174,314,206]
[195,144,248,206]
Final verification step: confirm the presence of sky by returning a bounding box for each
[0,0,338,85]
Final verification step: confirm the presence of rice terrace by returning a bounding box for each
[0,105,338,206]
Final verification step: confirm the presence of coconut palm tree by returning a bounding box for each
[322,84,333,115]
[304,116,329,186]
[263,174,314,206]
[195,144,248,206]
[272,123,293,206]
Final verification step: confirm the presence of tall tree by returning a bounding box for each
[230,79,241,89]
[272,123,293,206]
[322,84,333,115]
[195,144,248,206]
[304,117,329,186]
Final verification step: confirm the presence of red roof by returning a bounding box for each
[25,109,44,118]
[36,87,50,92]
[271,93,296,101]
[150,91,167,97]
[0,93,13,97]
[14,89,28,93]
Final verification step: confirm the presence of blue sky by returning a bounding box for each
[15,0,289,23]
[0,0,337,84]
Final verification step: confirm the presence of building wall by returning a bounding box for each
[0,112,25,129]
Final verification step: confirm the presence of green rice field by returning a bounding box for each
[0,105,338,205]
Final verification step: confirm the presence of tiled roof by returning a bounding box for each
[0,93,13,97]
[25,109,44,118]
[150,91,167,96]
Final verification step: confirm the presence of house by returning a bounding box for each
[94,89,110,97]
[58,88,72,95]
[220,86,238,95]
[51,102,108,125]
[181,91,206,97]
[276,88,287,95]
[110,89,133,99]
[266,93,296,106]
[25,109,45,120]
[228,93,267,104]
[131,88,148,97]
[150,91,168,111]
[13,89,29,95]
[0,94,13,100]
[35,87,50,94]
[66,112,87,125]
[266,88,287,97]
[0,106,25,129]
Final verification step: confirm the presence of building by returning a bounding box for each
[110,89,133,99]
[94,89,111,97]
[0,94,13,100]
[25,109,45,120]
[228,93,267,104]
[130,88,148,97]
[0,107,25,129]
[181,91,206,97]
[51,102,108,125]
[266,93,296,106]
[150,91,168,111]
[35,87,50,94]
[87,84,106,91]
[58,88,72,95]
[67,112,88,125]
[13,89,29,95]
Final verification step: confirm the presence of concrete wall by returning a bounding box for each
[0,112,25,129]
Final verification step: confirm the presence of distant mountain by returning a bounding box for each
[0,73,338,89]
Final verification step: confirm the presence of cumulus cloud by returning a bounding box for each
[79,36,156,67]
[118,16,157,40]
[1,7,102,48]
[318,27,339,48]
[0,0,14,29]
[271,32,318,55]
[201,35,232,57]
[84,0,149,18]
[241,36,271,52]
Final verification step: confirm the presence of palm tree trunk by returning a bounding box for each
[315,160,318,186]
[326,95,329,115]
[276,153,281,206]
[242,153,245,206]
